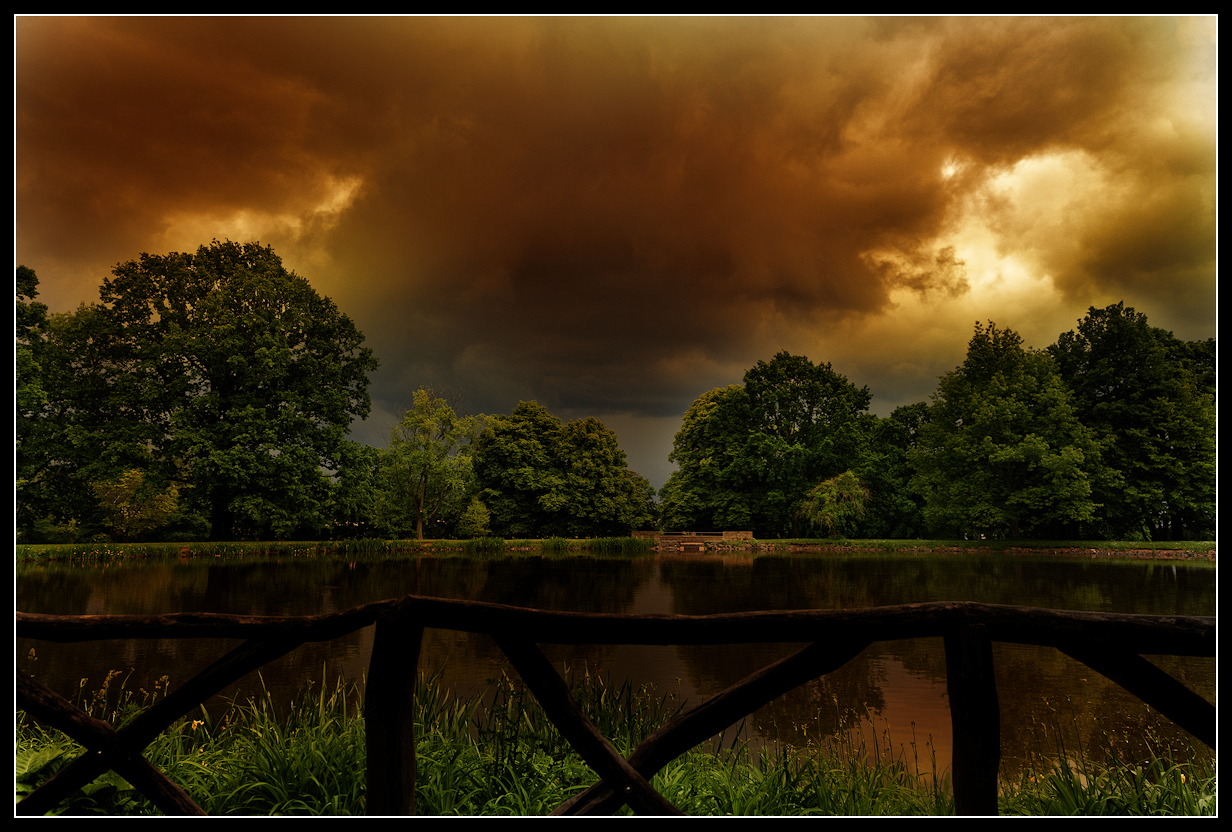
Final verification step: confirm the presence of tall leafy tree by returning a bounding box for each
[473,401,653,537]
[658,385,755,532]
[1048,303,1215,539]
[17,288,130,539]
[913,322,1106,539]
[850,402,929,539]
[557,417,655,537]
[16,268,48,494]
[473,401,567,538]
[16,266,61,538]
[329,440,384,539]
[377,388,481,540]
[661,353,874,537]
[743,352,874,535]
[20,241,378,541]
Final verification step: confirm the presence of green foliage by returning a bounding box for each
[377,388,481,540]
[1002,755,1216,816]
[912,322,1107,539]
[1048,303,1215,540]
[661,353,873,537]
[659,385,755,533]
[16,266,49,468]
[16,267,110,541]
[1000,711,1216,816]
[473,402,654,538]
[456,496,492,539]
[796,471,871,537]
[462,536,506,554]
[91,469,179,542]
[16,668,1212,816]
[15,242,378,542]
[328,440,383,539]
[585,536,656,555]
[850,403,928,538]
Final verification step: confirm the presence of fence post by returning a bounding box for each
[365,607,423,815]
[944,622,1000,815]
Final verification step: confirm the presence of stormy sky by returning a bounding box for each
[15,16,1217,489]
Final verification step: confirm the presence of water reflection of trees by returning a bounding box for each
[18,551,1213,771]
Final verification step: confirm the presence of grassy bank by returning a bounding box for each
[715,538,1216,556]
[16,671,1214,816]
[14,536,1213,564]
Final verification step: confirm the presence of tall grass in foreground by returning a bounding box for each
[16,671,1214,816]
[997,705,1217,816]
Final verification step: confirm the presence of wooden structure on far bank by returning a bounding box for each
[633,531,753,549]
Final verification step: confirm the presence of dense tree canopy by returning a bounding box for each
[91,469,179,542]
[1048,303,1216,540]
[16,267,49,483]
[16,241,378,541]
[849,403,929,539]
[660,352,874,537]
[658,385,756,533]
[795,470,871,537]
[377,388,481,540]
[912,322,1107,539]
[16,258,1213,545]
[16,275,124,539]
[472,401,655,537]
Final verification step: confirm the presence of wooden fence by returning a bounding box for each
[16,597,1214,816]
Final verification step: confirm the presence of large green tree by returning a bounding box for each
[328,440,384,539]
[658,385,755,533]
[660,352,874,537]
[17,279,128,540]
[913,322,1107,539]
[377,388,481,540]
[18,241,378,541]
[556,417,656,537]
[849,402,929,539]
[473,401,654,537]
[1048,303,1215,540]
[16,268,48,496]
[15,266,64,539]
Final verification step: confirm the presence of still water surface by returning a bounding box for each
[16,550,1215,775]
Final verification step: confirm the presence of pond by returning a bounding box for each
[16,548,1215,778]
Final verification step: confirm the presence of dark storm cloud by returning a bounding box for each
[16,17,1216,484]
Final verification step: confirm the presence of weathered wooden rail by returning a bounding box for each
[16,598,1214,816]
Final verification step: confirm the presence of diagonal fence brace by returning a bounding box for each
[494,635,685,816]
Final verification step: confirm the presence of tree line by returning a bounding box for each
[15,242,655,543]
[661,313,1214,541]
[331,394,658,541]
[16,240,1214,543]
